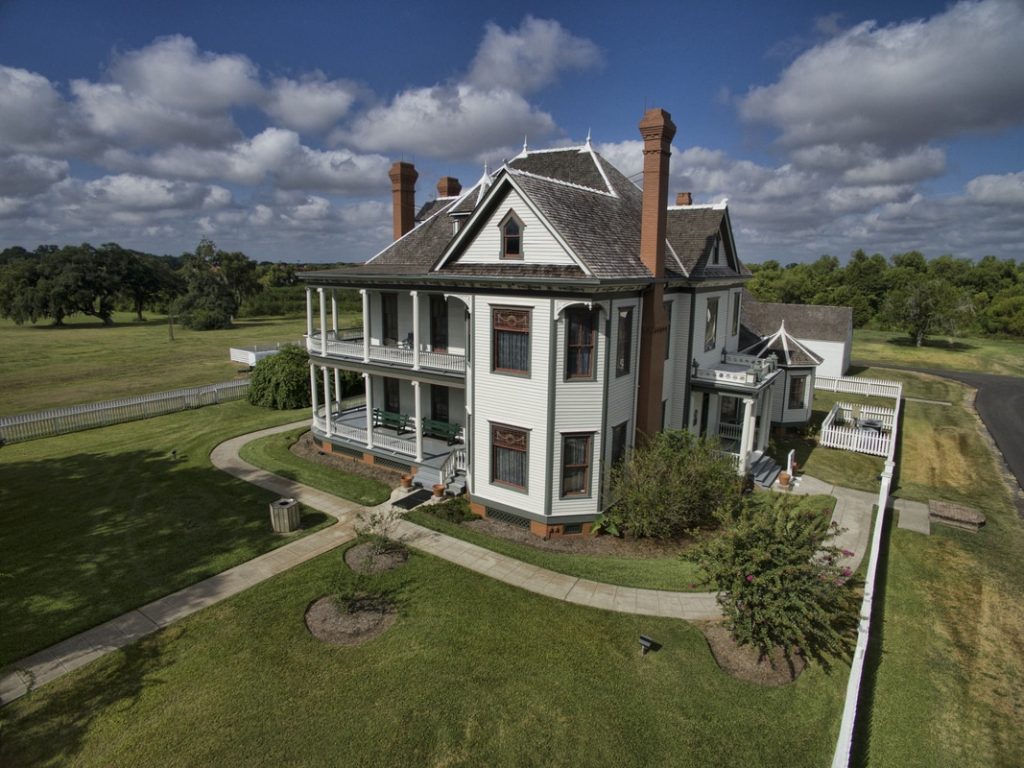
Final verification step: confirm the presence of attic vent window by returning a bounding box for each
[500,211,524,260]
[711,237,721,265]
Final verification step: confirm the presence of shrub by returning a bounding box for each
[248,345,311,410]
[428,496,475,523]
[179,306,232,330]
[607,430,741,538]
[686,495,859,664]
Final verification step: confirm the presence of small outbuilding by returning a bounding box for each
[741,291,853,377]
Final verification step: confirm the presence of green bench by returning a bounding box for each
[422,418,463,444]
[372,408,411,434]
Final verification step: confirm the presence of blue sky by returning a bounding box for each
[1,0,1022,264]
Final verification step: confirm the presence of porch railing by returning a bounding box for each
[815,375,902,399]
[440,448,467,483]
[306,334,465,374]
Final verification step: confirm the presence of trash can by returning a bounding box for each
[270,498,301,533]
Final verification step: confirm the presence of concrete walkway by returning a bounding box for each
[0,420,875,705]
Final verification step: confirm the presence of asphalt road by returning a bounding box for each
[856,362,1024,500]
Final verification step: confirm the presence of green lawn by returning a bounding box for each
[0,543,848,768]
[0,311,357,416]
[239,427,392,506]
[406,493,836,592]
[853,329,1024,378]
[0,401,333,666]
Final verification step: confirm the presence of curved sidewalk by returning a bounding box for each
[2,421,875,705]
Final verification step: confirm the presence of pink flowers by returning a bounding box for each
[841,566,853,578]
[745,574,755,583]
[841,549,855,558]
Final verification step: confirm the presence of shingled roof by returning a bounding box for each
[315,144,749,285]
[742,291,853,343]
[741,321,823,367]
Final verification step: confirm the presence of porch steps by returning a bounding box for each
[750,454,781,489]
[412,468,467,497]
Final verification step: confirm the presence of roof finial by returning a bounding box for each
[585,127,592,147]
[523,135,528,152]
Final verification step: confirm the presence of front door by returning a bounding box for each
[383,377,400,413]
[429,294,448,352]
[381,293,398,346]
[431,385,449,422]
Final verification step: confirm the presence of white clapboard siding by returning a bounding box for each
[0,380,250,444]
[669,293,693,430]
[606,298,639,466]
[458,188,577,266]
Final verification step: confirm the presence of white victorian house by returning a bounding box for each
[299,108,799,538]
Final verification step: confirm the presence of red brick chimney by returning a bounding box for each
[635,108,676,441]
[389,161,418,240]
[437,177,462,197]
[676,192,692,206]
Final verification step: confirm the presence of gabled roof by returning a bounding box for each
[309,144,749,286]
[742,290,853,342]
[741,320,824,367]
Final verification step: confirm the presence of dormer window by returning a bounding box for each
[500,211,524,260]
[711,237,721,266]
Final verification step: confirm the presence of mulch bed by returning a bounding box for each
[699,622,806,686]
[344,541,409,574]
[290,431,402,488]
[463,517,693,558]
[305,596,397,646]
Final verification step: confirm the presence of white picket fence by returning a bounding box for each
[0,380,250,445]
[819,401,896,457]
[815,375,902,399]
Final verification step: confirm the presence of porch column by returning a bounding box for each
[310,364,319,426]
[363,373,374,449]
[305,287,313,339]
[412,380,424,462]
[322,367,333,437]
[757,395,771,452]
[740,396,755,472]
[360,289,370,362]
[331,289,338,336]
[318,288,327,356]
[411,290,420,370]
[334,369,342,409]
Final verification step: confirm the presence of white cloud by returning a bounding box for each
[467,16,601,94]
[966,171,1024,205]
[82,174,229,211]
[343,84,556,159]
[740,0,1024,148]
[0,155,69,196]
[107,34,262,113]
[264,74,360,134]
[0,66,72,154]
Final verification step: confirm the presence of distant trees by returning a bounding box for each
[747,251,1024,339]
[173,239,262,330]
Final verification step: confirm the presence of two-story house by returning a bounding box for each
[299,108,786,537]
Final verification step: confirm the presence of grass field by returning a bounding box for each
[0,401,331,666]
[0,543,848,768]
[239,427,391,507]
[853,329,1024,378]
[0,311,357,416]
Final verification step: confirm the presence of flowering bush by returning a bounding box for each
[686,495,859,664]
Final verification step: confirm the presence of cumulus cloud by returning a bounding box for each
[0,66,73,154]
[82,174,231,211]
[0,155,69,196]
[740,0,1024,149]
[107,34,262,113]
[264,74,360,134]
[108,128,390,193]
[966,171,1024,205]
[342,84,556,159]
[467,16,601,94]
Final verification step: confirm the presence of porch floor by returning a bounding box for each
[323,406,462,471]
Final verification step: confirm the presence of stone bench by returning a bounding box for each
[928,500,986,533]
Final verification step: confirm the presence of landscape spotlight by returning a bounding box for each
[639,634,658,655]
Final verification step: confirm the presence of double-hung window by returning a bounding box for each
[704,297,719,352]
[664,301,672,359]
[561,433,592,497]
[492,307,530,374]
[731,292,741,336]
[566,308,596,379]
[492,424,528,490]
[788,375,808,410]
[500,212,524,260]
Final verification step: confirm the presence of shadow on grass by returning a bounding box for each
[0,449,326,666]
[884,336,976,352]
[0,634,168,767]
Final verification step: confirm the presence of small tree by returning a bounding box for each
[248,346,311,410]
[607,430,741,539]
[687,496,859,665]
[881,276,973,346]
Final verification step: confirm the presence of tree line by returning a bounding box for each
[0,240,312,330]
[747,251,1024,344]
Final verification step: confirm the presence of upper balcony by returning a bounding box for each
[306,330,466,375]
[692,352,779,390]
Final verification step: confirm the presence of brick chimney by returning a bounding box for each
[676,192,692,206]
[388,161,418,240]
[437,176,462,197]
[635,108,676,442]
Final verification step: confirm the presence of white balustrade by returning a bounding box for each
[306,333,465,374]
